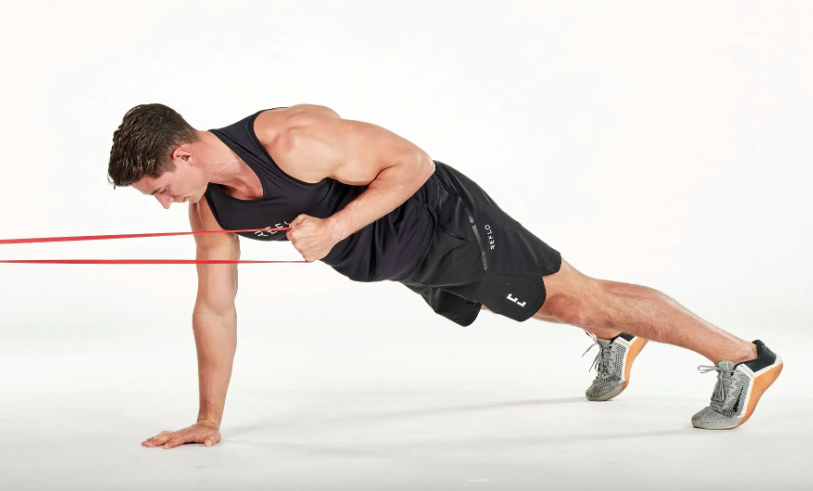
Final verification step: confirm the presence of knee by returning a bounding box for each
[539,291,590,326]
[537,277,604,327]
[533,259,609,327]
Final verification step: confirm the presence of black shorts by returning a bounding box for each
[396,161,562,326]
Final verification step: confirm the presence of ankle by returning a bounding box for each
[727,342,758,364]
[584,328,623,340]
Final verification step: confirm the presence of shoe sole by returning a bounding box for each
[692,358,784,430]
[586,337,648,402]
[735,359,784,428]
[622,337,648,392]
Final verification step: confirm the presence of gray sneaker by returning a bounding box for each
[692,340,783,430]
[583,332,648,401]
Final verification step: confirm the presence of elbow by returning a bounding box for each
[413,152,435,182]
[193,304,237,319]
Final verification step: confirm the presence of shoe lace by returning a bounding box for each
[582,332,613,376]
[697,364,735,405]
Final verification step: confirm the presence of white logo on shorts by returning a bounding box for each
[507,293,526,307]
[485,224,495,250]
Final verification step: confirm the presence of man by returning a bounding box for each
[107,104,782,449]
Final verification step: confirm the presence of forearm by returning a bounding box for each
[327,156,435,240]
[192,309,237,427]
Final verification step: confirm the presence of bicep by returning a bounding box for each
[189,199,240,314]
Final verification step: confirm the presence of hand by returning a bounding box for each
[287,214,342,262]
[142,420,222,449]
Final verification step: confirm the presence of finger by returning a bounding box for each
[143,438,170,447]
[149,432,173,440]
[145,432,172,444]
[144,433,174,447]
[163,437,186,449]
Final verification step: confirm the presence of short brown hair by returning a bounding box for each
[107,104,198,188]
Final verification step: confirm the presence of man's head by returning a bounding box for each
[108,104,209,208]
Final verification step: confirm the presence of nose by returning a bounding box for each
[156,194,172,209]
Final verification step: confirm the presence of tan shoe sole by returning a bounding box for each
[736,360,784,428]
[621,337,648,391]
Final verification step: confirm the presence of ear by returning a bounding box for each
[171,145,194,165]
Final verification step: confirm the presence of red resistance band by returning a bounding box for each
[0,227,309,264]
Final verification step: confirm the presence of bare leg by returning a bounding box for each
[530,258,756,363]
[580,326,623,340]
[482,305,622,340]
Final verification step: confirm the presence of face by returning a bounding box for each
[133,150,208,209]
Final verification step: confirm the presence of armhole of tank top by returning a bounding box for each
[202,187,227,231]
[248,109,328,189]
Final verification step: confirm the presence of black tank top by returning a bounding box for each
[203,109,436,282]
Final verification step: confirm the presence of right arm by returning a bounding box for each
[190,197,240,430]
[142,197,239,449]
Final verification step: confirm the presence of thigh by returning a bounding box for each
[482,303,564,324]
[405,161,564,323]
[434,161,562,278]
[401,279,482,327]
[451,269,552,322]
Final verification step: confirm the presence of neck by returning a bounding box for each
[198,131,258,192]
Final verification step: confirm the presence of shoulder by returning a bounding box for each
[286,104,340,120]
[254,104,340,144]
[254,105,343,182]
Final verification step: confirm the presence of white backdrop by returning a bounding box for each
[1,1,811,490]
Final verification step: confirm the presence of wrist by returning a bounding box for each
[325,215,349,243]
[196,417,220,429]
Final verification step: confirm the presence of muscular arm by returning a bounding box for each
[189,198,240,427]
[141,198,239,449]
[270,105,436,242]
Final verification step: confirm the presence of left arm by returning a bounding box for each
[273,106,436,261]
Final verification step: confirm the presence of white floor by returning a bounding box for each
[2,321,810,491]
[2,389,810,491]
